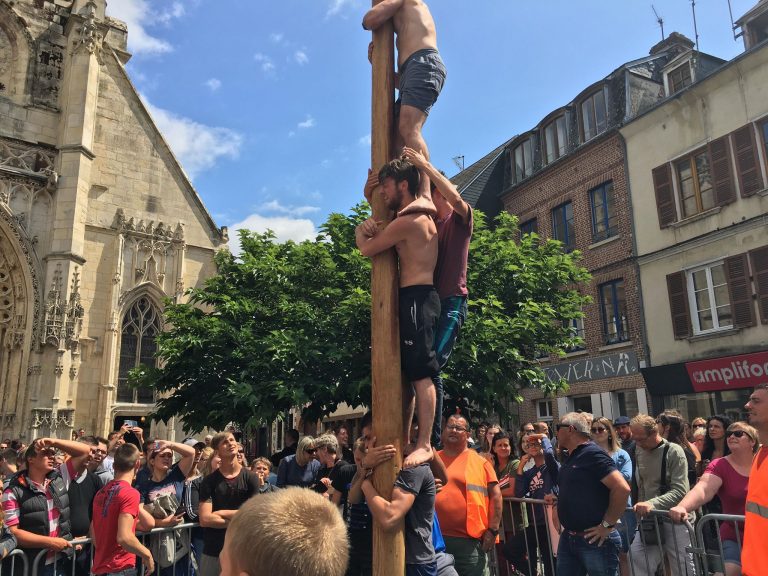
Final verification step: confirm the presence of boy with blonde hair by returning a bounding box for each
[220,488,348,576]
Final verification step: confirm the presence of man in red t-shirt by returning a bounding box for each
[91,443,155,576]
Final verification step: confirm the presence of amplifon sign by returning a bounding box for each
[687,350,768,392]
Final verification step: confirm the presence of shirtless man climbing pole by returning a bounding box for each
[356,159,439,468]
[363,0,446,216]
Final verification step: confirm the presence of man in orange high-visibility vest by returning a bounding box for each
[743,384,768,576]
[435,414,502,576]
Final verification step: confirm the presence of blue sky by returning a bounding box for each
[105,0,757,250]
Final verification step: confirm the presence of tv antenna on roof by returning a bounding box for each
[690,0,700,50]
[652,5,665,41]
[452,155,465,172]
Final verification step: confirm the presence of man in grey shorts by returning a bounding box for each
[363,0,446,214]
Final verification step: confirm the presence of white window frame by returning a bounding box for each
[686,260,733,335]
[537,400,554,421]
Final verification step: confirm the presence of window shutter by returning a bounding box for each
[666,271,691,339]
[708,136,735,206]
[724,253,756,328]
[653,164,677,227]
[733,125,764,197]
[749,246,768,324]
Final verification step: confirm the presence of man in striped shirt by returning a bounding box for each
[2,437,90,574]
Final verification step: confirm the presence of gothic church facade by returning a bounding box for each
[0,0,226,439]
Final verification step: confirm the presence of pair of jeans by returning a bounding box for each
[431,295,467,446]
[556,530,621,576]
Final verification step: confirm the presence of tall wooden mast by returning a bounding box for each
[369,2,405,575]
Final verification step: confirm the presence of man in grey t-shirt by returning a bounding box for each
[362,462,437,575]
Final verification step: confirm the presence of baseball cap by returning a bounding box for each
[613,416,631,426]
[183,438,205,449]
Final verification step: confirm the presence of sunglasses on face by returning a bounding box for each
[556,424,572,431]
[726,430,752,440]
[590,426,607,434]
[237,450,244,454]
[305,448,317,454]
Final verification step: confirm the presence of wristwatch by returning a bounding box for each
[487,527,500,536]
[601,520,616,529]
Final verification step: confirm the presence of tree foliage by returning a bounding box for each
[130,206,590,432]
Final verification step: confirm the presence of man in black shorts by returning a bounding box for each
[356,159,439,468]
[363,0,446,211]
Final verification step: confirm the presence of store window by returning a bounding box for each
[614,390,639,418]
[572,395,593,414]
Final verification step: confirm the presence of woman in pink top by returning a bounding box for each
[670,421,758,576]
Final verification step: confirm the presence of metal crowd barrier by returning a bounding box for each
[0,549,29,576]
[692,513,745,576]
[492,498,746,576]
[26,523,199,576]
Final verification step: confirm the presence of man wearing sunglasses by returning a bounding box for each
[2,437,91,572]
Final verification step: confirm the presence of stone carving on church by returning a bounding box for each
[41,265,83,351]
[0,141,57,180]
[74,1,104,62]
[112,209,186,298]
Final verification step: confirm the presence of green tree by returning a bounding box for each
[130,206,589,432]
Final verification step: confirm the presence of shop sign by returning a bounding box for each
[687,350,768,392]
[544,350,639,385]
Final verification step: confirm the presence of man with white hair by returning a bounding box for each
[554,412,630,576]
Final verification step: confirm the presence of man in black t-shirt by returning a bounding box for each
[198,432,262,576]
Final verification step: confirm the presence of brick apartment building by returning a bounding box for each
[456,33,725,426]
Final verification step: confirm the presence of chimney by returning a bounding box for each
[649,32,696,56]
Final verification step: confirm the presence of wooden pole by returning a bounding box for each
[369,4,405,576]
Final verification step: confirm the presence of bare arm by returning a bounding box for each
[347,469,367,505]
[670,473,722,521]
[402,147,470,219]
[136,505,155,533]
[167,441,196,477]
[37,438,91,475]
[198,500,228,529]
[429,452,448,486]
[8,526,70,552]
[601,470,631,525]
[355,217,408,258]
[361,480,414,531]
[362,0,404,30]
[116,513,154,574]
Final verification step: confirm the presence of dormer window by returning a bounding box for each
[543,115,567,164]
[513,138,533,183]
[667,62,692,94]
[580,89,607,142]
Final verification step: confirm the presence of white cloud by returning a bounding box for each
[298,115,316,129]
[358,133,372,147]
[228,214,318,255]
[205,78,222,91]
[261,200,320,217]
[287,131,296,138]
[270,33,284,43]
[106,0,185,54]
[254,53,276,72]
[141,95,243,180]
[326,0,360,17]
[293,50,309,66]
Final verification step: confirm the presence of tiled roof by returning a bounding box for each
[451,138,514,207]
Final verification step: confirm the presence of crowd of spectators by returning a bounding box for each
[0,388,765,576]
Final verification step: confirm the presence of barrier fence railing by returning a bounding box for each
[494,497,746,576]
[24,523,199,576]
[1,506,750,576]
